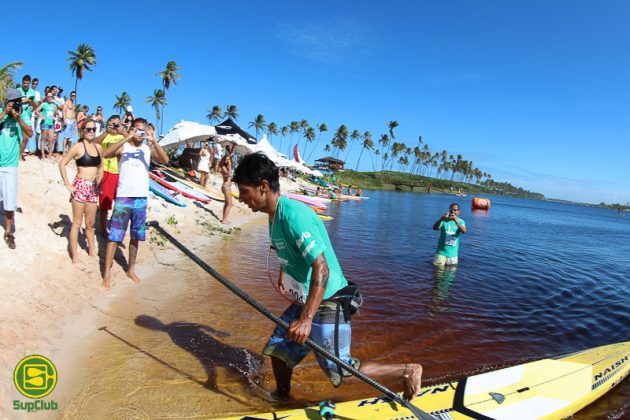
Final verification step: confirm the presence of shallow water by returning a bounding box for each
[58,191,629,419]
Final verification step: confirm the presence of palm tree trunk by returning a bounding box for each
[356,147,364,170]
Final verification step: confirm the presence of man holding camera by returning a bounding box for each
[17,75,37,159]
[100,118,168,289]
[0,89,34,249]
[432,203,467,265]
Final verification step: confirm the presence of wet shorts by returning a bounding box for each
[0,167,18,212]
[108,197,147,242]
[71,177,98,203]
[41,123,54,131]
[263,302,360,387]
[99,171,119,211]
[433,253,458,266]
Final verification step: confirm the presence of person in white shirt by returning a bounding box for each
[100,117,168,289]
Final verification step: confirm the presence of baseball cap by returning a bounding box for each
[126,105,133,112]
[5,88,23,102]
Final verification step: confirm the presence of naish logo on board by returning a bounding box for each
[13,355,59,412]
[594,355,628,381]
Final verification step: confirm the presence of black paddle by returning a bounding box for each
[147,221,434,420]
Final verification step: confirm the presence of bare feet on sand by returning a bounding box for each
[402,363,423,400]
[221,220,231,225]
[127,270,141,284]
[101,274,111,290]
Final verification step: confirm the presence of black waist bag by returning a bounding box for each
[324,281,363,322]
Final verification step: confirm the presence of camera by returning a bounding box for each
[9,101,22,114]
[135,129,147,138]
[112,123,120,129]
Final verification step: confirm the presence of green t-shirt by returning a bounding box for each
[436,218,466,258]
[0,115,23,167]
[41,102,56,126]
[270,196,347,302]
[18,87,36,126]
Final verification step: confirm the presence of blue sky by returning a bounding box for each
[4,1,629,204]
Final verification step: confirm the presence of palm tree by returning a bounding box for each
[225,104,239,120]
[306,123,328,162]
[0,61,23,100]
[206,105,224,124]
[66,43,96,98]
[146,89,167,130]
[113,91,132,115]
[378,134,390,170]
[331,125,348,158]
[157,61,181,136]
[388,120,399,138]
[294,119,309,156]
[267,122,279,142]
[302,127,316,161]
[356,131,373,170]
[345,129,361,162]
[277,125,289,151]
[287,121,300,155]
[248,114,267,139]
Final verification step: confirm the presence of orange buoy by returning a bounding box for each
[472,197,491,210]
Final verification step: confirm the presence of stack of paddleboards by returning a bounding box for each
[149,179,187,207]
[217,341,630,420]
[156,165,226,202]
[149,170,213,204]
[285,193,334,221]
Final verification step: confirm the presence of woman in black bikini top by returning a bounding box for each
[58,119,104,269]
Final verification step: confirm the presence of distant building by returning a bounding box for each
[315,156,345,171]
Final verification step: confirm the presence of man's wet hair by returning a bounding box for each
[22,74,31,82]
[233,152,280,192]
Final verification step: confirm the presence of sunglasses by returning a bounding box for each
[85,127,97,132]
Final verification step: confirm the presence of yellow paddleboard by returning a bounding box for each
[217,341,630,419]
[318,215,334,221]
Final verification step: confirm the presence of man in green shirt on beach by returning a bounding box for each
[0,89,34,249]
[233,152,422,401]
[432,202,467,265]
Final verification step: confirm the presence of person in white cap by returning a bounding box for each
[122,105,135,130]
[0,89,34,249]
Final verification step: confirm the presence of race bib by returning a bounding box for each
[281,272,306,304]
[445,235,458,247]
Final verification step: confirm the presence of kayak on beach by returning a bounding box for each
[217,341,630,420]
[149,179,187,207]
[149,170,212,203]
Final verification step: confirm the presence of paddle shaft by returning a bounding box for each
[147,221,434,420]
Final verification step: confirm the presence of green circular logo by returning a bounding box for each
[13,355,57,399]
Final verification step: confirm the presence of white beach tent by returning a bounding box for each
[160,120,216,149]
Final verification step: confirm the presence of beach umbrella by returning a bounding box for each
[216,134,256,156]
[160,120,217,149]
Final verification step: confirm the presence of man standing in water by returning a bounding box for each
[233,152,422,401]
[432,203,467,265]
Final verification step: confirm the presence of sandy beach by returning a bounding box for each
[0,155,304,418]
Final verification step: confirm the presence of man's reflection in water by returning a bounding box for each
[429,265,457,315]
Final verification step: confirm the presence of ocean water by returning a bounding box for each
[215,191,630,417]
[58,190,630,418]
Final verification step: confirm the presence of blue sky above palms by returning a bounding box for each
[5,0,629,203]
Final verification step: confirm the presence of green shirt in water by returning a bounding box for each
[269,195,347,302]
[436,218,466,258]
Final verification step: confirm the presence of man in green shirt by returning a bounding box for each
[0,89,34,248]
[432,203,467,265]
[234,152,422,401]
[17,75,37,159]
